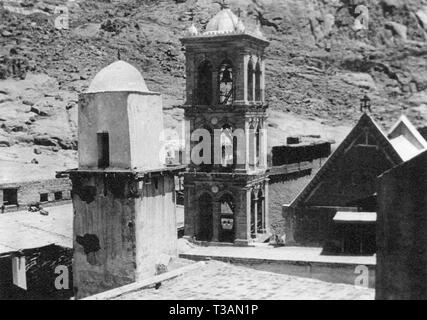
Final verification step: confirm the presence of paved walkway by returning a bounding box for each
[114,261,374,300]
[179,242,376,266]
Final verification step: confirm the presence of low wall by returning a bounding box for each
[180,254,375,289]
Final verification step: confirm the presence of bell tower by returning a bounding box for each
[180,2,270,245]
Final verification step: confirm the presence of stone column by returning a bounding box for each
[259,120,268,169]
[252,122,257,171]
[245,120,250,172]
[212,200,221,242]
[186,52,195,105]
[234,188,251,245]
[213,127,222,168]
[264,182,269,234]
[251,66,256,103]
[260,58,266,103]
[233,120,246,171]
[234,52,247,104]
[184,184,196,238]
[253,193,258,236]
[212,69,219,105]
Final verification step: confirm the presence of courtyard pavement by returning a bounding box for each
[113,260,374,300]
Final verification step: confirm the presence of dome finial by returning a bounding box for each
[117,49,121,60]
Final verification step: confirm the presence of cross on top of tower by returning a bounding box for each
[360,94,372,113]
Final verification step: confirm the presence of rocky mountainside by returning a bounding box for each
[1,0,427,176]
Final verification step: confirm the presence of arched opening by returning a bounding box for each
[255,125,260,167]
[255,61,262,102]
[249,122,256,170]
[197,193,213,241]
[218,59,233,105]
[232,135,238,167]
[220,124,234,169]
[247,60,254,102]
[219,193,235,243]
[197,126,214,172]
[197,60,213,105]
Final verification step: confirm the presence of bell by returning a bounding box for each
[221,68,232,84]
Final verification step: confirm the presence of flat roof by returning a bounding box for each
[0,202,185,256]
[0,204,73,256]
[333,211,377,223]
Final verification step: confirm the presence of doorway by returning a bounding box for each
[197,193,213,241]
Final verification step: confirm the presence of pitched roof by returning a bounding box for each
[387,115,427,161]
[289,113,403,208]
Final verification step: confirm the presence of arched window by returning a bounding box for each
[198,126,214,172]
[247,60,254,102]
[220,124,233,168]
[218,59,233,105]
[255,124,260,167]
[255,61,262,102]
[257,189,265,233]
[197,60,213,105]
[219,193,235,243]
[249,122,256,169]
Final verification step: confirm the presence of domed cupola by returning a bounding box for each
[204,2,244,35]
[87,60,150,93]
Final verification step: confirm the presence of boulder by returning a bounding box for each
[340,72,377,91]
[34,135,57,147]
[385,21,407,41]
[409,91,427,106]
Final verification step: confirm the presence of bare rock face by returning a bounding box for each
[0,0,427,169]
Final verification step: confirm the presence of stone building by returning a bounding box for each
[179,4,270,245]
[61,60,181,299]
[0,178,71,212]
[376,150,427,300]
[283,114,427,254]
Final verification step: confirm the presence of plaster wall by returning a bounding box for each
[78,92,132,169]
[127,93,164,170]
[135,175,177,280]
[72,175,137,299]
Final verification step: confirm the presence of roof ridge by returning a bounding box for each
[288,113,403,208]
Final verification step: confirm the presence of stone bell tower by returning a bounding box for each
[180,2,270,245]
[61,60,180,299]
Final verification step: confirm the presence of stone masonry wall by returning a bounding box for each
[0,178,71,211]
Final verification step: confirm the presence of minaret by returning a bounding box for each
[180,3,270,245]
[64,60,179,299]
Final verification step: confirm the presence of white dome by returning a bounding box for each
[87,60,149,93]
[205,8,242,34]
